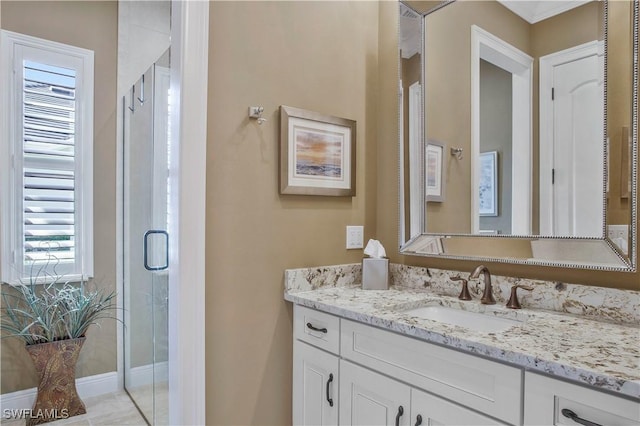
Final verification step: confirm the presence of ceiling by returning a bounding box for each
[496,0,591,24]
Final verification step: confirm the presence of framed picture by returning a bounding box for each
[279,105,356,196]
[479,151,498,216]
[426,141,445,202]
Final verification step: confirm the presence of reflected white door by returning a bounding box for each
[540,42,604,237]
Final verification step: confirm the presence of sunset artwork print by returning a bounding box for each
[294,128,343,180]
[280,105,356,196]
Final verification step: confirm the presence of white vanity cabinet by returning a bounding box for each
[524,372,640,426]
[293,305,519,426]
[338,360,504,426]
[293,306,341,426]
[340,319,522,425]
[292,304,640,426]
[339,360,411,426]
[293,340,339,426]
[411,388,505,426]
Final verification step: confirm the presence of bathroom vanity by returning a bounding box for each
[287,0,640,423]
[285,264,640,426]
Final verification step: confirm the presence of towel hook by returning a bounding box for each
[137,74,145,105]
[128,85,136,112]
[450,147,463,160]
[249,106,267,125]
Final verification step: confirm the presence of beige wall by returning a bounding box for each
[377,2,639,291]
[206,1,379,424]
[0,1,118,393]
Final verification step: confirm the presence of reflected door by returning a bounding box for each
[540,42,604,237]
[123,60,171,425]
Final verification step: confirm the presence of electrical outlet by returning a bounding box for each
[607,225,629,241]
[346,226,364,249]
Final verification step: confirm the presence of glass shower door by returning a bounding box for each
[123,52,171,425]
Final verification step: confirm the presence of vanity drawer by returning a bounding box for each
[294,305,340,355]
[340,319,522,425]
[524,372,640,425]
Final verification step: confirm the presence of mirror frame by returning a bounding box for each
[398,0,638,272]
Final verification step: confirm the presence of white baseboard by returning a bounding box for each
[0,371,118,412]
[126,361,168,388]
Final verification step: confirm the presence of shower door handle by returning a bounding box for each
[144,230,169,271]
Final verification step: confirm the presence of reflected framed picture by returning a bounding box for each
[280,106,356,196]
[479,151,498,216]
[426,141,445,202]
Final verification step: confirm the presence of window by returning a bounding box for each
[1,30,94,284]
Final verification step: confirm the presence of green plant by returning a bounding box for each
[1,258,117,346]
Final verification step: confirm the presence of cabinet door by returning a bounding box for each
[339,360,411,426]
[293,341,339,426]
[410,388,506,426]
[524,372,640,426]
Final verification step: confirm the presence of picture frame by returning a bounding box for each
[426,141,445,202]
[279,105,356,196]
[479,151,498,216]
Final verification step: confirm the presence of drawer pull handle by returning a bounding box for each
[306,322,328,333]
[395,406,404,426]
[561,409,602,426]
[415,414,423,426]
[326,373,334,407]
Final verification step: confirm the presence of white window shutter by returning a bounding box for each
[1,30,93,284]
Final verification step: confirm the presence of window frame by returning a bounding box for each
[1,30,94,284]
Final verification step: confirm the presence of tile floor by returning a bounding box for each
[1,391,148,426]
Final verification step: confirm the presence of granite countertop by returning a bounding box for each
[284,264,640,400]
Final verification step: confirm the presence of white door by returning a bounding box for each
[540,42,604,236]
[410,388,506,426]
[293,341,339,426]
[339,360,411,426]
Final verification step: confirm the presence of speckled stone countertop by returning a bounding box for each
[284,263,640,400]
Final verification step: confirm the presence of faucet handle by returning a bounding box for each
[450,276,472,301]
[506,284,533,309]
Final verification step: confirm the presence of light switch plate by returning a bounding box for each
[346,226,364,249]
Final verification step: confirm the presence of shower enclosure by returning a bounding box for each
[122,50,171,425]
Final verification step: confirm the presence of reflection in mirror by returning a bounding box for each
[398,0,637,271]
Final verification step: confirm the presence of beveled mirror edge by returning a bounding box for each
[629,0,638,271]
[398,0,638,272]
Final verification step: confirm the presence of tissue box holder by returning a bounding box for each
[362,258,389,290]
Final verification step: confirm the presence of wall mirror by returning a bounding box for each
[399,0,638,271]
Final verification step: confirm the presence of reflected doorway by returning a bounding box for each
[471,25,533,235]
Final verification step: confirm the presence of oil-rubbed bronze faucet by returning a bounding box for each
[506,284,533,309]
[469,265,495,304]
[450,276,471,300]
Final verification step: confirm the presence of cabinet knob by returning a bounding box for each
[415,414,423,426]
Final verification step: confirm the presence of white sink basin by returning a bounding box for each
[402,306,523,333]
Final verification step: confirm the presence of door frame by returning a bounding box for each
[167,2,208,425]
[539,40,604,235]
[471,25,533,235]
